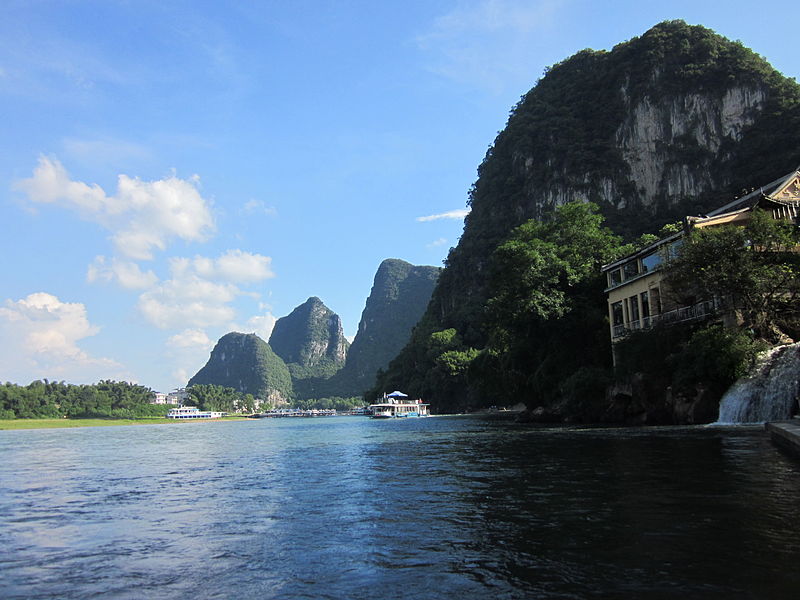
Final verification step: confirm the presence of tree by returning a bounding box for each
[665,209,800,341]
[478,201,627,408]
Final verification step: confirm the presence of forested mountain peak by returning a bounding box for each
[188,332,292,402]
[373,20,800,412]
[268,296,349,370]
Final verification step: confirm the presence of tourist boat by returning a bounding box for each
[166,406,224,419]
[368,391,429,418]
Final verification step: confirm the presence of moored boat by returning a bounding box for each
[368,391,429,418]
[166,406,225,419]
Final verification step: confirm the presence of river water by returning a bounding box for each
[1,416,799,599]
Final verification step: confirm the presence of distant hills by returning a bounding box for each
[187,258,440,403]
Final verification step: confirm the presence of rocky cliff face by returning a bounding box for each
[188,332,292,402]
[269,297,349,370]
[430,20,800,340]
[342,259,440,390]
[375,20,800,411]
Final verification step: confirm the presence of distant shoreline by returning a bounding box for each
[0,417,250,431]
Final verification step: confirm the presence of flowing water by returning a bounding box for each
[2,416,800,599]
[717,342,800,424]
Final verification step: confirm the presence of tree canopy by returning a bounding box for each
[665,210,800,341]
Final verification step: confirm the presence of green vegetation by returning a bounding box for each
[335,259,440,395]
[665,210,800,341]
[187,383,258,413]
[292,396,364,411]
[269,297,348,372]
[373,202,628,413]
[189,332,293,401]
[0,380,166,420]
[616,210,798,401]
[371,20,800,416]
[616,323,767,400]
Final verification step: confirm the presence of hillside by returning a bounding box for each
[269,296,349,378]
[372,20,800,413]
[336,259,441,395]
[188,332,292,403]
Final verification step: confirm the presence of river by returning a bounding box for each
[1,416,799,599]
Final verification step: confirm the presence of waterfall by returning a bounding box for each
[716,343,800,424]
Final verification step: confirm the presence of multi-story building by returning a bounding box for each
[167,388,190,405]
[150,392,169,405]
[601,169,800,360]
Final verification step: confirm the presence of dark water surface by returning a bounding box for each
[2,416,800,599]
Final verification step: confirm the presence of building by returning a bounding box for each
[167,388,190,405]
[601,169,800,359]
[150,392,169,405]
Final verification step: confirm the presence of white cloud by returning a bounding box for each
[136,250,273,330]
[138,273,239,330]
[167,328,214,350]
[183,249,275,283]
[87,256,158,290]
[16,156,215,260]
[427,237,448,248]
[0,292,127,384]
[241,199,278,217]
[244,313,277,341]
[415,0,563,93]
[164,329,215,389]
[417,209,470,222]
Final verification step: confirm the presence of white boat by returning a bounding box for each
[368,391,429,418]
[166,406,224,419]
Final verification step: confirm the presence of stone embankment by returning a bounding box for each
[766,420,800,459]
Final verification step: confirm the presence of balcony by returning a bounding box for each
[611,299,720,339]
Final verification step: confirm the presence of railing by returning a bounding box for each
[612,299,720,339]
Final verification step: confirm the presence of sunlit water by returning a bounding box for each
[2,416,800,599]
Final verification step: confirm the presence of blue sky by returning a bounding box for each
[2,0,798,392]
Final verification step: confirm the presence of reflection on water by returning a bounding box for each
[1,417,799,599]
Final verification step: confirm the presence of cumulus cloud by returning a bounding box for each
[0,292,126,384]
[179,249,275,283]
[137,250,274,330]
[244,313,277,341]
[416,209,470,222]
[167,328,214,349]
[165,329,215,389]
[16,156,215,260]
[87,256,158,290]
[415,0,562,93]
[138,272,239,330]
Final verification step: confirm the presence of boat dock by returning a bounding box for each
[253,409,337,418]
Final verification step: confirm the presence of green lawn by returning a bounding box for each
[0,417,250,430]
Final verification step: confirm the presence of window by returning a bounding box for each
[608,268,623,287]
[623,260,639,279]
[611,302,623,326]
[651,287,662,315]
[629,295,640,323]
[641,252,661,272]
[640,291,650,319]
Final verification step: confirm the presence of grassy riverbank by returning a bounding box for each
[0,417,251,430]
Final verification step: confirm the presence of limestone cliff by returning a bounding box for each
[374,20,800,411]
[429,20,800,340]
[269,297,349,375]
[340,259,441,391]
